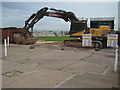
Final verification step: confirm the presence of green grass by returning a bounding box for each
[37,36,77,41]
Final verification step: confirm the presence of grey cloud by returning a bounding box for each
[2,2,118,31]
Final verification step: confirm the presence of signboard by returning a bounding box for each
[82,34,92,46]
[107,34,118,47]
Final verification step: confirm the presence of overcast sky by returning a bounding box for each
[2,2,118,31]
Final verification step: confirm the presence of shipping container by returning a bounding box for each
[2,27,23,43]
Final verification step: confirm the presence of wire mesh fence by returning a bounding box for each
[33,31,69,37]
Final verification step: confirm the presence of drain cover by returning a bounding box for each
[2,70,23,77]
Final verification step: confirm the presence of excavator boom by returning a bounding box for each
[13,7,79,45]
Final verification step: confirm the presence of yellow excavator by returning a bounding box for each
[13,7,111,48]
[64,19,111,48]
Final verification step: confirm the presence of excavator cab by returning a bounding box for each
[69,18,88,37]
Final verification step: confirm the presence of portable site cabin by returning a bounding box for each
[90,17,114,29]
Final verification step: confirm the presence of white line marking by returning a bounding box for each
[52,73,77,88]
[103,66,110,75]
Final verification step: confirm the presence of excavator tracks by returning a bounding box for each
[64,39,82,48]
[64,39,103,48]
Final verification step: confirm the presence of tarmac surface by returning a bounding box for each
[1,41,119,88]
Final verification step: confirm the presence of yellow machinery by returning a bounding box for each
[90,26,110,36]
[64,19,111,48]
[70,24,110,37]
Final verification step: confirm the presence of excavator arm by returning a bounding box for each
[22,7,48,37]
[14,7,79,44]
[23,7,79,32]
[46,8,79,22]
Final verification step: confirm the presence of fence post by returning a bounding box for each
[4,39,7,56]
[7,36,9,47]
[114,45,118,72]
[61,31,63,37]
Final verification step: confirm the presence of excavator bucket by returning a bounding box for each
[14,33,36,45]
[21,38,36,45]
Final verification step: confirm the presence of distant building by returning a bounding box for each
[90,17,114,30]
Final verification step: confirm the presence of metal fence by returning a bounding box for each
[33,31,69,37]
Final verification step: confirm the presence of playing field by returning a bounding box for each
[37,36,77,41]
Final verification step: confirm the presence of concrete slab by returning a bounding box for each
[2,44,118,88]
[56,72,118,88]
[63,61,108,74]
[2,60,20,71]
[3,45,92,69]
[85,49,115,66]
[3,68,73,88]
[38,50,92,70]
[2,63,38,74]
[0,59,2,89]
[2,46,59,64]
[2,63,39,86]
[0,46,2,58]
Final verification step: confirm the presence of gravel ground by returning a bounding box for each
[1,42,119,88]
